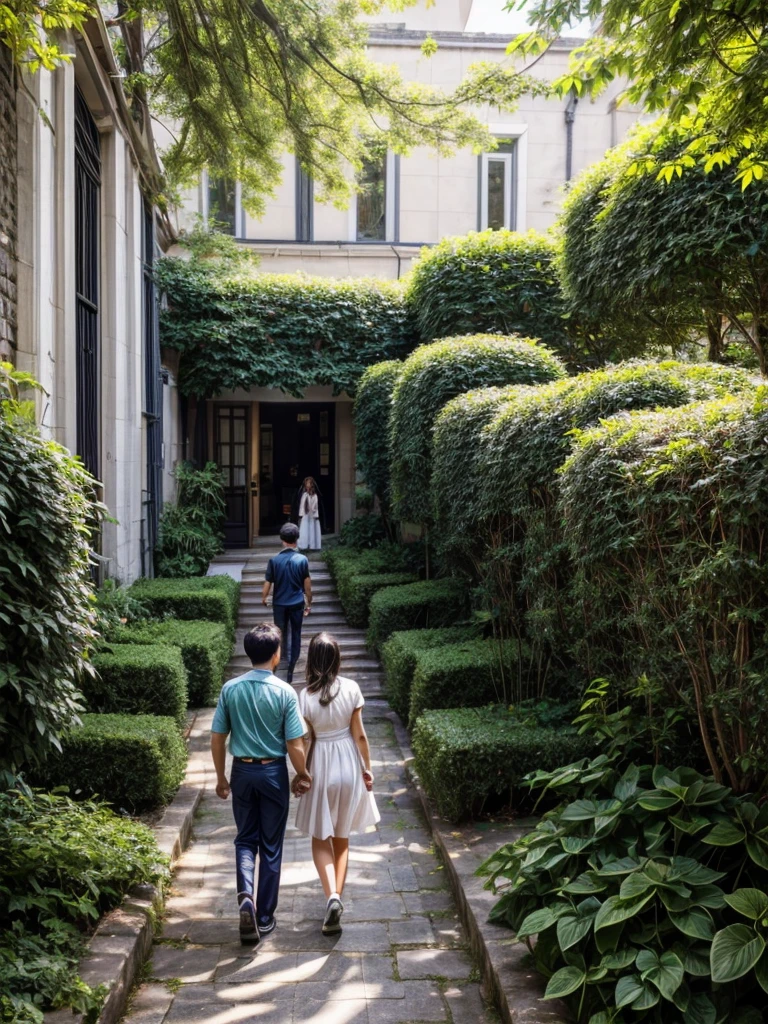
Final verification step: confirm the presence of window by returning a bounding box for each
[296,160,313,242]
[205,175,240,235]
[479,140,517,231]
[354,152,397,242]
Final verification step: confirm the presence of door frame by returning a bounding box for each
[211,401,251,547]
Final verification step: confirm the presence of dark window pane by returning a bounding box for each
[356,157,386,241]
[487,159,506,230]
[208,177,236,234]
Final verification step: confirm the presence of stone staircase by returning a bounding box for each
[211,539,385,698]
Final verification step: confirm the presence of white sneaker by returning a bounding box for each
[322,896,344,935]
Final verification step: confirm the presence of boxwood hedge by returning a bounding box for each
[106,619,232,706]
[367,579,469,653]
[34,713,188,810]
[412,705,594,822]
[325,543,419,626]
[354,361,402,515]
[381,624,482,723]
[389,334,566,525]
[88,644,188,725]
[129,574,240,632]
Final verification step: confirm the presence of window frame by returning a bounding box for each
[201,170,244,236]
[349,150,398,242]
[478,124,528,233]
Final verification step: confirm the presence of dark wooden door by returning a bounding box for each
[259,403,335,534]
[215,405,249,547]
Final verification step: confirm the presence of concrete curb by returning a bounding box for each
[44,711,210,1024]
[386,709,569,1024]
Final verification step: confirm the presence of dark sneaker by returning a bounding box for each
[322,897,344,935]
[257,916,277,937]
[286,664,296,683]
[239,897,260,946]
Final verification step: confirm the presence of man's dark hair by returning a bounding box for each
[280,522,300,543]
[244,623,282,664]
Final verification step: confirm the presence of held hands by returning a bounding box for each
[216,779,231,800]
[363,769,374,792]
[304,604,311,617]
[291,772,312,797]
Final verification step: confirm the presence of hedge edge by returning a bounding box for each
[43,710,208,1024]
[385,708,569,1024]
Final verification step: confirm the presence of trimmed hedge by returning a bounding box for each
[339,572,419,628]
[34,714,188,810]
[389,334,566,525]
[382,624,482,723]
[367,579,468,652]
[129,574,240,632]
[106,619,232,706]
[326,543,419,626]
[409,638,525,723]
[87,644,188,725]
[412,706,594,822]
[354,361,402,514]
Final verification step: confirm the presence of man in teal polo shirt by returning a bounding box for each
[211,622,311,945]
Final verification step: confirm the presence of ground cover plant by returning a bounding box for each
[367,578,469,652]
[87,644,188,725]
[480,752,768,1024]
[0,787,163,1021]
[129,574,240,632]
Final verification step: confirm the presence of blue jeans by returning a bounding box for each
[230,760,290,926]
[273,602,304,668]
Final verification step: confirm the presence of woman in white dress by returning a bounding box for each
[293,632,380,934]
[298,476,322,551]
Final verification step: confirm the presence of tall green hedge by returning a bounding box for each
[156,259,418,397]
[129,575,240,632]
[559,390,768,793]
[367,578,469,652]
[354,360,402,514]
[389,334,566,526]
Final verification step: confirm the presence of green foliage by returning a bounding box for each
[156,261,418,398]
[381,625,482,723]
[155,462,226,578]
[355,486,374,513]
[560,389,768,792]
[326,542,418,626]
[0,0,88,72]
[354,360,402,515]
[0,365,103,778]
[93,579,150,633]
[338,512,388,549]
[33,714,188,811]
[340,573,419,629]
[0,787,162,1018]
[389,334,566,525]
[366,579,469,653]
[412,705,593,822]
[409,638,526,724]
[88,644,188,725]
[106,619,232,706]
[479,753,768,1023]
[129,574,240,632]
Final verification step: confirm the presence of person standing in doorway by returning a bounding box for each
[210,623,311,946]
[262,522,312,683]
[298,476,322,552]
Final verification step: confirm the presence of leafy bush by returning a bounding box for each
[94,578,150,632]
[389,334,565,525]
[326,542,418,625]
[354,360,403,513]
[340,572,419,629]
[479,753,768,1024]
[106,619,232,706]
[409,638,526,723]
[337,512,388,549]
[0,364,103,778]
[87,644,188,724]
[155,462,226,578]
[355,485,374,512]
[129,574,240,632]
[412,705,593,822]
[382,624,482,723]
[34,714,188,810]
[367,578,469,652]
[0,787,162,1018]
[560,389,768,792]
[156,261,418,398]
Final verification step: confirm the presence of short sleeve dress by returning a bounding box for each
[295,676,380,840]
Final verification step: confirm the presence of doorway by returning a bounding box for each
[215,404,249,547]
[259,403,335,535]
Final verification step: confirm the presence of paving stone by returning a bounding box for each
[387,918,437,947]
[366,982,447,1022]
[401,891,454,916]
[443,984,489,1024]
[293,998,369,1023]
[150,944,221,982]
[396,949,473,981]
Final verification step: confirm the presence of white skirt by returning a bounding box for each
[299,516,322,550]
[295,727,380,840]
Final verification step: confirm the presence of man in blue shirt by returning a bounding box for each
[262,522,312,682]
[211,622,311,945]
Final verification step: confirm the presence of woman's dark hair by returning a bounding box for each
[305,632,341,705]
[244,623,282,664]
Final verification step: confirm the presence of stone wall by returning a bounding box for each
[0,44,16,362]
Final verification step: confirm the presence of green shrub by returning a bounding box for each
[0,364,103,778]
[129,574,240,631]
[354,360,402,515]
[412,705,593,822]
[340,572,419,629]
[389,334,565,525]
[0,787,162,1018]
[94,578,150,632]
[326,543,418,625]
[87,644,188,724]
[106,619,232,706]
[367,579,468,652]
[34,714,188,810]
[479,754,768,1024]
[337,512,387,549]
[155,462,227,578]
[560,390,768,792]
[409,638,525,723]
[382,624,482,723]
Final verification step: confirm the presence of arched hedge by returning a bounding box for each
[389,334,566,527]
[354,360,402,515]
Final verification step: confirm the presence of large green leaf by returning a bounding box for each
[724,888,768,921]
[637,791,680,811]
[636,948,684,1000]
[615,973,660,1010]
[703,821,744,846]
[596,856,643,877]
[594,892,654,931]
[516,906,559,938]
[563,872,607,895]
[682,944,711,977]
[560,799,600,821]
[668,857,725,885]
[745,835,768,870]
[556,897,601,951]
[710,923,766,983]
[543,965,585,1000]
[670,906,715,940]
[683,992,716,1024]
[601,948,637,970]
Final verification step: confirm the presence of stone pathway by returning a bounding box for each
[123,707,497,1024]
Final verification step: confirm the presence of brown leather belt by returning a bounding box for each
[234,756,277,764]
